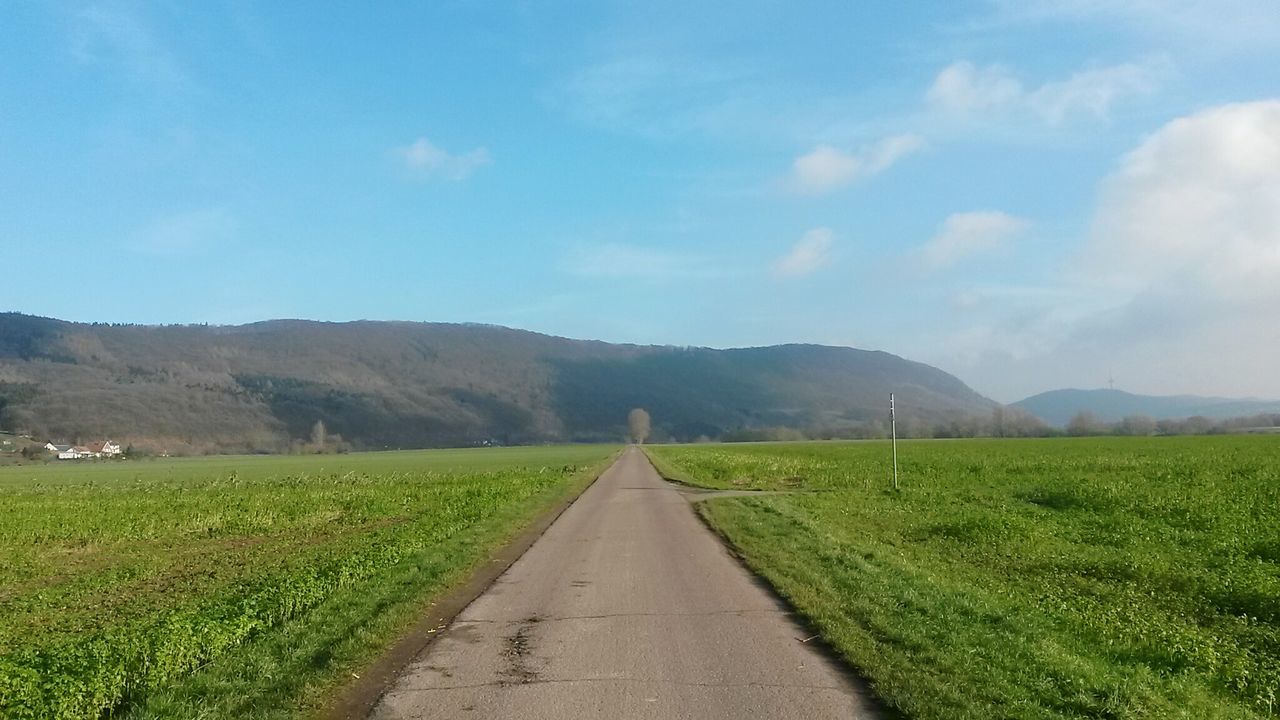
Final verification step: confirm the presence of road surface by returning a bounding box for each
[370,447,880,719]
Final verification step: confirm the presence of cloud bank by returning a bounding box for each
[943,100,1280,399]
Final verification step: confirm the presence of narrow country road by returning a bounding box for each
[370,447,880,719]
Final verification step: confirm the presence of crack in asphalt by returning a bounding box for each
[392,676,852,694]
[459,608,791,624]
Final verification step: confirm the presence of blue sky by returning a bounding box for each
[2,1,1279,401]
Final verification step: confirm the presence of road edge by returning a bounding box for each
[639,447,901,720]
[319,450,621,720]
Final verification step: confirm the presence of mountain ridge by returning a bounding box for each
[1013,388,1280,427]
[0,312,994,452]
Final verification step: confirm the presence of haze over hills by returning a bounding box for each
[1014,388,1280,427]
[0,313,993,453]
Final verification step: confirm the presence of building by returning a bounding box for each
[85,440,122,457]
[45,441,123,460]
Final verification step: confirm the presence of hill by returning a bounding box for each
[0,431,38,455]
[1013,388,1280,427]
[0,313,993,452]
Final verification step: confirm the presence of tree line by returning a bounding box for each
[1064,411,1280,437]
[708,408,1280,443]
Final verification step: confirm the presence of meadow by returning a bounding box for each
[646,437,1280,719]
[0,445,618,720]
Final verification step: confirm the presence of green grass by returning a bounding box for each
[0,433,37,463]
[0,445,610,483]
[0,445,618,719]
[646,437,1280,719]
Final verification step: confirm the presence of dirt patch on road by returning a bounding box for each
[499,617,542,685]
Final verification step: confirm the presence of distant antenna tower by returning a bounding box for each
[1108,371,1115,391]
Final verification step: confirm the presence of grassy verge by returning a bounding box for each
[1,446,618,719]
[645,437,1280,719]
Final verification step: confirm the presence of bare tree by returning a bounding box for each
[1002,406,1049,438]
[310,419,327,447]
[1117,414,1157,436]
[1066,411,1102,436]
[627,408,651,444]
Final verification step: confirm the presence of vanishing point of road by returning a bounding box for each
[370,447,881,719]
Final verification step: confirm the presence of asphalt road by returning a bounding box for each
[370,447,880,719]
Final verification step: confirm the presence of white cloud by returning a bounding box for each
[934,101,1280,399]
[1029,62,1163,124]
[926,59,1165,125]
[789,135,923,194]
[130,209,235,256]
[918,211,1027,270]
[774,227,834,277]
[926,62,1022,114]
[791,147,858,193]
[396,137,491,180]
[1084,100,1280,300]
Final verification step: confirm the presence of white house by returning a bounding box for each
[85,440,122,457]
[46,441,122,459]
[46,443,79,459]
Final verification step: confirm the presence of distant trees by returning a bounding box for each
[310,420,327,447]
[1116,414,1157,436]
[627,408,651,444]
[1184,416,1216,435]
[1204,412,1280,433]
[291,419,351,454]
[991,405,1049,438]
[1055,410,1280,438]
[671,407,1280,444]
[1067,411,1104,436]
[991,405,1006,437]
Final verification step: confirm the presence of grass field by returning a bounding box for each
[646,437,1280,719]
[0,445,618,720]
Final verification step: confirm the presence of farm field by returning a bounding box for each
[0,445,618,720]
[646,437,1280,720]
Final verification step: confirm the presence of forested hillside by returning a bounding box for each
[0,313,993,453]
